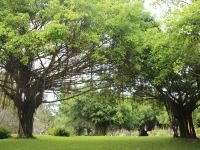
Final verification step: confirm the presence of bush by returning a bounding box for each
[0,126,11,139]
[47,128,55,136]
[48,128,70,137]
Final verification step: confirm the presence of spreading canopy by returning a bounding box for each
[0,0,152,138]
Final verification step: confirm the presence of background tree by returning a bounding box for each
[0,104,18,133]
[66,91,119,136]
[134,104,158,136]
[0,0,149,137]
[193,108,200,129]
[1,0,105,137]
[141,0,200,138]
[59,96,94,136]
[34,104,55,134]
[58,90,164,136]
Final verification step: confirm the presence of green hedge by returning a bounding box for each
[0,126,11,139]
[48,128,70,137]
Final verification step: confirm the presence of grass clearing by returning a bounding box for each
[0,136,200,150]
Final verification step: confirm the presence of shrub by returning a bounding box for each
[0,126,11,139]
[48,128,70,137]
[47,128,55,136]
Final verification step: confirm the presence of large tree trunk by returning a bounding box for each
[75,126,85,136]
[163,97,197,139]
[177,113,196,139]
[171,118,178,138]
[17,103,36,138]
[14,90,43,138]
[95,124,108,136]
[138,125,148,136]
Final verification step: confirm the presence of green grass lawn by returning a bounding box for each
[0,136,200,150]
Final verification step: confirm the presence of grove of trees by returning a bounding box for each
[0,0,199,139]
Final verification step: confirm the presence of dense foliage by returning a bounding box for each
[0,0,153,138]
[48,128,70,137]
[0,0,199,140]
[140,0,200,138]
[0,126,11,139]
[57,91,167,136]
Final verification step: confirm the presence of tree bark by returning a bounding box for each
[17,104,35,138]
[162,96,197,139]
[95,124,108,136]
[177,113,196,138]
[138,125,148,136]
[188,115,196,138]
[15,92,41,138]
[75,126,85,136]
[171,118,178,138]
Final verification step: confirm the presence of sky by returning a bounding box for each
[144,0,165,19]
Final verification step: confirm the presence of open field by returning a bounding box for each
[0,136,200,150]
